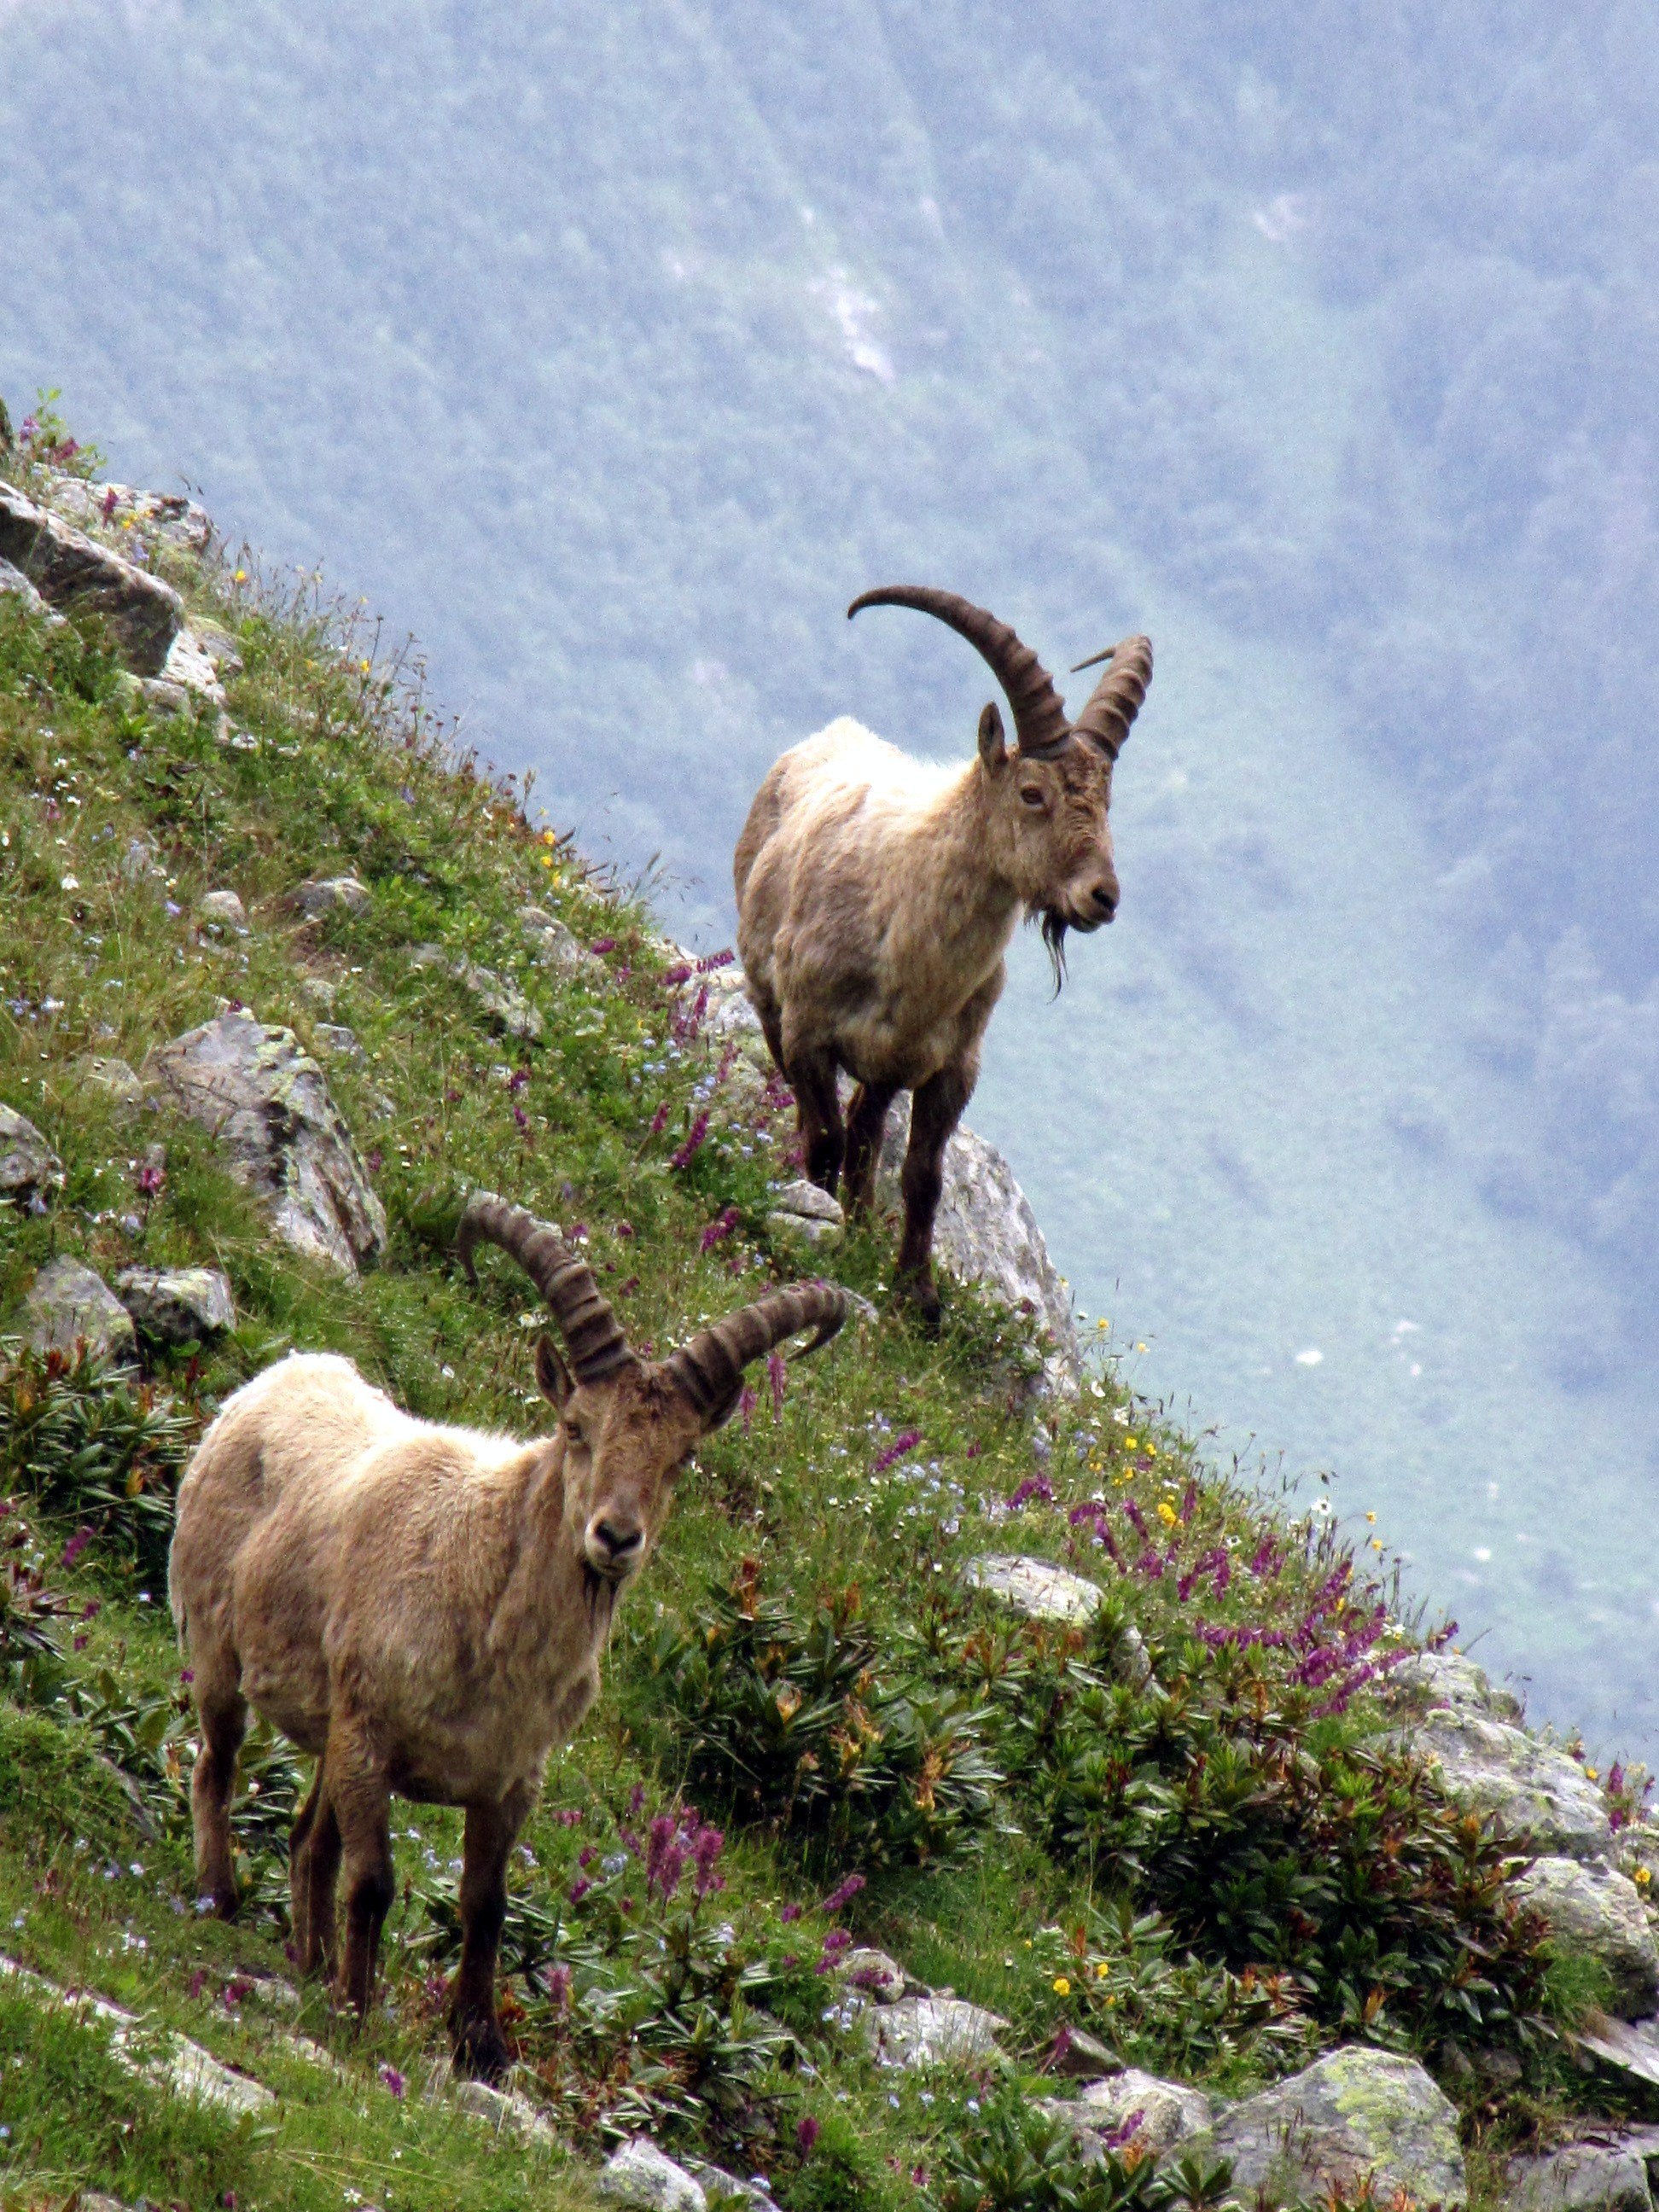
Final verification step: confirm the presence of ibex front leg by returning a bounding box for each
[450,1783,535,2083]
[894,1064,972,1327]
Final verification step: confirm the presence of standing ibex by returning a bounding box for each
[736,586,1151,1322]
[169,1193,847,2081]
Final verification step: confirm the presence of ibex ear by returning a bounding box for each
[977,700,1007,771]
[535,1333,574,1411]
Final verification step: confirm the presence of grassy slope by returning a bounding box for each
[0,429,1645,2211]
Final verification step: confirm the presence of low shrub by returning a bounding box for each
[931,2088,1238,2212]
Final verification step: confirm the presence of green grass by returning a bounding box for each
[0,428,1648,2209]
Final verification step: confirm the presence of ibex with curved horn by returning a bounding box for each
[169,1194,847,2079]
[736,586,1151,1322]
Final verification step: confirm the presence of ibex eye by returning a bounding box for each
[1019,785,1046,809]
[565,1421,585,1447]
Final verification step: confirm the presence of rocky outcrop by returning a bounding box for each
[408,943,544,1040]
[0,1104,62,1208]
[24,1257,137,1365]
[766,1178,843,1246]
[40,474,214,561]
[1208,2047,1465,2208]
[0,480,183,672]
[1515,1859,1659,2018]
[1051,2069,1214,2157]
[0,1954,272,2117]
[289,875,370,920]
[865,1994,1007,2069]
[1412,1708,1609,1860]
[1505,2138,1659,2212]
[78,1057,144,1114]
[114,1266,236,1345]
[600,2137,708,2212]
[197,888,247,930]
[877,1097,1079,1376]
[965,1553,1104,1626]
[142,1012,387,1277]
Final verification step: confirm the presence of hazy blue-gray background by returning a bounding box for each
[5,1,1657,1751]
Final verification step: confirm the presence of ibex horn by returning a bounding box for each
[457,1191,633,1383]
[847,585,1072,760]
[665,1283,852,1427]
[1068,635,1153,760]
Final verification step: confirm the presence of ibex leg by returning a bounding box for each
[842,1081,898,1216]
[895,1064,972,1325]
[450,1782,535,2084]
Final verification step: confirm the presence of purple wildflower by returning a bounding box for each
[542,1963,572,2011]
[591,937,617,955]
[62,1526,94,1570]
[779,1901,803,1924]
[818,1872,865,1916]
[670,1111,710,1169]
[645,1814,688,1902]
[380,2063,406,2098]
[568,1876,592,1905]
[690,1820,725,1898]
[1101,2110,1145,2152]
[796,2116,821,2157]
[1007,1474,1054,1511]
[767,1349,786,1420]
[1122,1499,1149,1541]
[872,1429,921,1475]
[701,1206,740,1254]
[649,1100,671,1138]
[739,1382,758,1435]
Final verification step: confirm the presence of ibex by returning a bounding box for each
[168,1193,848,2081]
[735,585,1151,1323]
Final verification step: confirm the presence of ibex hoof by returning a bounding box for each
[451,2014,512,2085]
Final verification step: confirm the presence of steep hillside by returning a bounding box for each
[2,422,1658,2212]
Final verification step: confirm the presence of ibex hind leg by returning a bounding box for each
[894,1064,973,1330]
[289,1766,341,1979]
[188,1658,247,1918]
[784,1045,846,1196]
[842,1080,898,1217]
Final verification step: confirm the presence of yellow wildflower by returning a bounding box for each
[358,658,371,675]
[1365,1511,1377,1524]
[1371,1539,1383,1551]
[1636,1867,1651,1887]
[1586,1767,1598,1781]
[1157,1501,1178,1528]
[541,829,557,845]
[1094,1961,1109,1979]
[1052,1976,1071,1996]
[233,568,247,584]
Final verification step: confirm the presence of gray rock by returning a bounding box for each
[599,2137,707,2212]
[1208,2046,1465,2209]
[518,905,597,974]
[0,480,183,672]
[767,1177,845,1245]
[0,1953,272,2116]
[1390,1650,1523,1723]
[454,960,544,1042]
[877,1097,1080,1375]
[1575,2013,1659,2087]
[406,940,446,969]
[686,2160,779,2212]
[197,888,247,930]
[965,1554,1103,1626]
[156,626,227,705]
[41,473,215,559]
[142,1012,387,1277]
[312,1023,364,1061]
[422,2056,556,2145]
[1049,2026,1123,2079]
[24,1257,137,1364]
[114,1266,236,1344]
[79,1057,144,1113]
[838,1947,910,2002]
[1055,2069,1212,2156]
[290,875,370,919]
[866,1994,1007,2069]
[1505,2141,1654,2212]
[299,975,339,1008]
[1515,1858,1659,2018]
[0,1103,62,1205]
[0,554,59,622]
[1408,1709,1610,1859]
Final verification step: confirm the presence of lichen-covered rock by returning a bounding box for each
[865,1994,1007,2069]
[1209,2046,1465,2208]
[41,473,215,560]
[876,1098,1079,1376]
[767,1178,844,1245]
[1053,2069,1212,2156]
[1389,1650,1523,1723]
[0,480,183,672]
[1514,1859,1659,2018]
[290,875,370,920]
[965,1553,1103,1626]
[518,905,600,975]
[0,1103,62,1206]
[312,1023,364,1061]
[114,1266,236,1345]
[1575,2014,1659,2088]
[454,960,544,1042]
[1505,2140,1656,2212]
[838,1947,910,2002]
[24,1258,137,1364]
[197,889,247,930]
[598,2136,707,2212]
[142,1012,387,1277]
[1407,1709,1610,1860]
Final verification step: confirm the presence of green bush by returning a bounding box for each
[931,2089,1237,2212]
[649,1560,1004,1871]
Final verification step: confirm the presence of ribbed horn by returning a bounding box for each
[848,585,1072,760]
[1068,635,1152,760]
[664,1283,852,1426]
[457,1190,632,1384]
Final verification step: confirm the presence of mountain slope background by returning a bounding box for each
[4,0,1657,1750]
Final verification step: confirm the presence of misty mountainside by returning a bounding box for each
[4,0,1657,1749]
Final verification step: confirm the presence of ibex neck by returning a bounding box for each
[920,760,1022,949]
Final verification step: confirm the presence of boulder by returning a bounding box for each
[838,1947,910,2002]
[1406,1708,1610,1860]
[0,1953,271,2116]
[1049,2026,1122,2079]
[114,1266,236,1345]
[1390,1650,1523,1723]
[767,1178,844,1246]
[422,2058,556,2145]
[876,1098,1080,1376]
[1505,2140,1656,2212]
[518,905,599,975]
[78,1057,143,1114]
[965,1554,1103,1627]
[1208,2047,1465,2209]
[142,1012,387,1277]
[197,889,247,931]
[1053,2069,1212,2157]
[453,960,544,1042]
[1575,2014,1659,2088]
[599,2137,707,2212]
[0,1103,62,1206]
[865,1994,1007,2069]
[143,626,227,713]
[312,1023,364,1061]
[0,555,59,623]
[40,474,215,560]
[686,2160,780,2211]
[1514,1859,1659,2018]
[0,480,183,672]
[290,875,370,919]
[24,1258,137,1364]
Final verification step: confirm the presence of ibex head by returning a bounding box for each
[457,1194,847,1586]
[847,587,1152,982]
